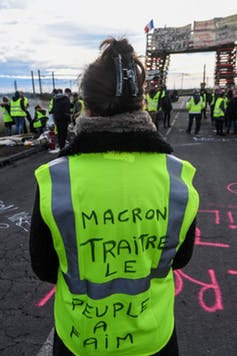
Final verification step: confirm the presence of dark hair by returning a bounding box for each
[65,88,72,94]
[2,96,9,103]
[14,91,20,99]
[81,37,145,116]
[52,89,58,95]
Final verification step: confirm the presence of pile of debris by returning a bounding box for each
[0,132,49,165]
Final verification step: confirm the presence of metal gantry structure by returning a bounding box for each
[145,35,237,88]
[214,44,237,87]
[145,34,170,86]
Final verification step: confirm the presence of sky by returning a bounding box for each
[0,0,236,93]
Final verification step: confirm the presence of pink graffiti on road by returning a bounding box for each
[36,286,55,307]
[174,269,224,313]
[228,270,237,275]
[227,182,237,195]
[227,211,237,229]
[195,227,230,248]
[198,209,220,224]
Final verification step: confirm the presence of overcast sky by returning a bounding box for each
[0,0,236,92]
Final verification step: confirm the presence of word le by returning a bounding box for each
[0,200,31,232]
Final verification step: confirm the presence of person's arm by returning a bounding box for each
[29,186,59,284]
[172,218,196,270]
[220,100,225,113]
[20,98,26,112]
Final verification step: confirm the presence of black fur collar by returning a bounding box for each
[60,131,173,156]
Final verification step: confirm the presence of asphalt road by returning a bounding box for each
[0,97,236,355]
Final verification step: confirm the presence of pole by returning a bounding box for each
[14,80,17,91]
[203,64,206,84]
[52,71,55,90]
[31,71,36,96]
[38,69,42,94]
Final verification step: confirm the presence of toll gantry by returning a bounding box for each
[145,14,237,87]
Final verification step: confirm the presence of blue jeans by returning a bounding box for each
[14,117,25,134]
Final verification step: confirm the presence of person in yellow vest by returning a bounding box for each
[10,91,27,134]
[30,37,199,356]
[19,91,33,133]
[186,90,205,135]
[0,96,15,136]
[71,92,85,125]
[213,91,226,136]
[32,105,48,136]
[145,80,164,129]
[200,83,208,119]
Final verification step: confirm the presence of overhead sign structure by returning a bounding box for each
[150,14,237,54]
[151,24,192,53]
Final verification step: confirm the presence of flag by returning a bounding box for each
[144,19,154,34]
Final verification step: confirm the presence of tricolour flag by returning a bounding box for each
[144,19,154,34]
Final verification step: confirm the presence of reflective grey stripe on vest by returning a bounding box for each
[49,155,188,299]
[50,158,80,285]
[156,155,188,277]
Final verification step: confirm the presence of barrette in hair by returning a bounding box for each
[114,54,123,96]
[114,55,139,97]
[123,60,138,97]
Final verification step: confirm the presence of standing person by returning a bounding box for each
[0,96,15,136]
[10,91,27,134]
[161,86,173,128]
[226,87,237,135]
[30,37,199,356]
[200,83,208,119]
[71,93,85,125]
[209,87,219,125]
[213,91,226,136]
[50,88,71,149]
[186,90,204,135]
[145,81,164,129]
[19,91,33,133]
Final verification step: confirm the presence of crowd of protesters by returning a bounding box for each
[1,82,236,148]
[185,84,237,136]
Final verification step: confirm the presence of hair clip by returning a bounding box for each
[114,54,123,96]
[123,61,138,97]
[114,55,138,97]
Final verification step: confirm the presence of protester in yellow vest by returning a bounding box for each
[30,37,199,356]
[10,91,27,134]
[0,96,15,136]
[19,91,33,133]
[32,105,48,136]
[145,81,164,129]
[213,91,226,136]
[186,90,205,135]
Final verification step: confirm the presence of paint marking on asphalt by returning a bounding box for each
[165,111,179,137]
[36,287,56,307]
[36,328,54,356]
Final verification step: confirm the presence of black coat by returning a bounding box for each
[226,97,237,121]
[51,94,71,124]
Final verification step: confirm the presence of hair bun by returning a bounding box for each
[100,38,134,63]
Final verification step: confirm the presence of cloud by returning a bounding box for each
[0,0,29,9]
